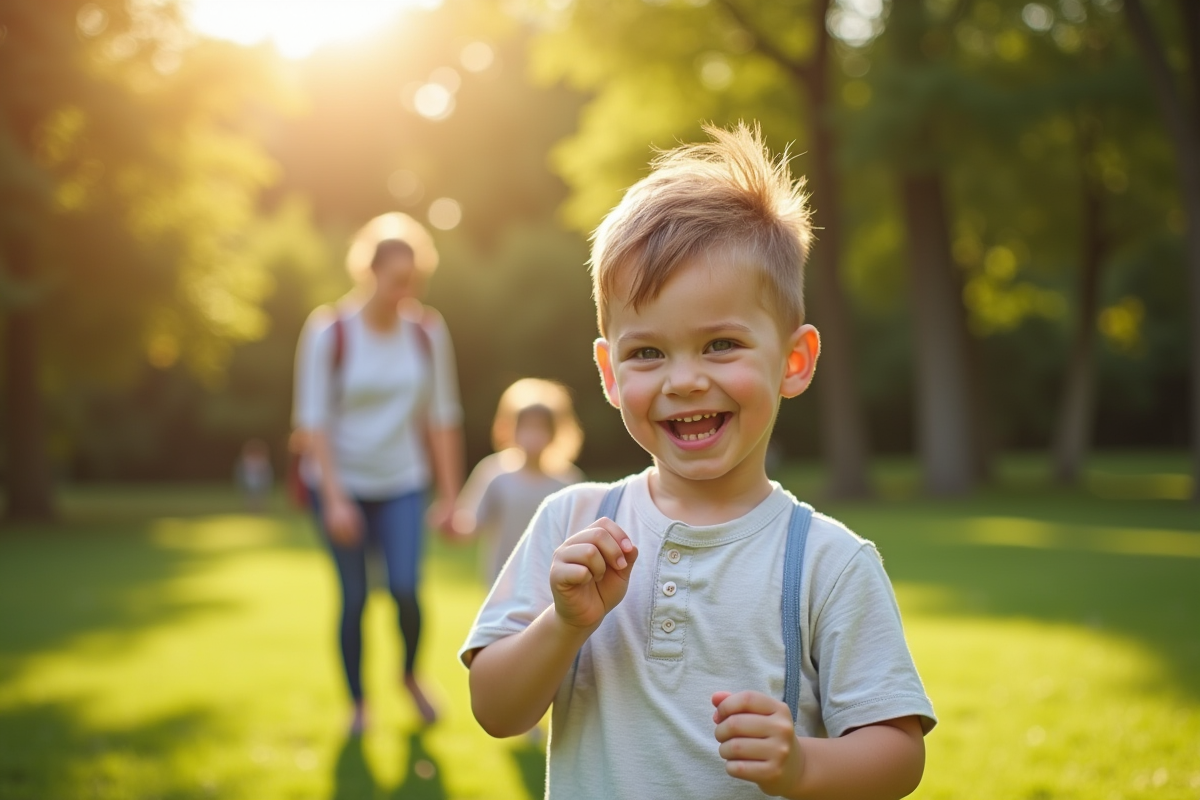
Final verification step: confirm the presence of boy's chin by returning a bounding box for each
[651,454,749,484]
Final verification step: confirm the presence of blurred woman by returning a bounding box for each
[292,213,463,732]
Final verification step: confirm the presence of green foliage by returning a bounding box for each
[0,2,297,383]
[531,0,814,232]
[7,0,1192,483]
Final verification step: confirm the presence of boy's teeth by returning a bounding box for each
[667,412,723,441]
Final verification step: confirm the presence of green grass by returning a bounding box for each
[1,451,1198,799]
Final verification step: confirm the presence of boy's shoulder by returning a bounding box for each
[540,476,627,512]
[787,497,884,574]
[534,471,648,527]
[803,505,877,551]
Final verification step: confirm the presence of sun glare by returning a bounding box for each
[185,0,438,59]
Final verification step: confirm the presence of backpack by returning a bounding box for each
[593,480,813,723]
[287,308,434,509]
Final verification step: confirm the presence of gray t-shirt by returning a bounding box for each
[293,304,462,500]
[461,469,936,800]
[467,461,582,583]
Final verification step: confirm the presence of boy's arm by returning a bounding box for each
[713,691,924,799]
[467,605,597,737]
[468,518,638,738]
[791,716,924,800]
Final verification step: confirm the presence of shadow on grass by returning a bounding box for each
[0,700,229,800]
[330,734,374,800]
[330,730,448,800]
[511,739,547,799]
[0,523,242,682]
[391,731,447,800]
[0,508,320,679]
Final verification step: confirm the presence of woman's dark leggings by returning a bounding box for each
[311,489,425,701]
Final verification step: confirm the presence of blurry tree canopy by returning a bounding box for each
[528,0,1192,496]
[2,0,1193,506]
[0,0,304,519]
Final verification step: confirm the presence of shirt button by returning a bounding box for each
[666,549,681,563]
[662,581,677,596]
[661,618,676,633]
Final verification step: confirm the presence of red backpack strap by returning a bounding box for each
[409,307,434,363]
[331,314,346,371]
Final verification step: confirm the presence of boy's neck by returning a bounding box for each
[647,460,774,526]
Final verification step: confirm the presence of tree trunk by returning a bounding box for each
[1125,0,1200,501]
[900,173,977,495]
[3,237,55,522]
[803,6,873,499]
[715,0,873,497]
[1053,122,1106,485]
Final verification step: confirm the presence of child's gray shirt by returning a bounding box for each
[460,469,936,800]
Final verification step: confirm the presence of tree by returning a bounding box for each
[1123,0,1200,499]
[845,1,993,495]
[0,1,291,519]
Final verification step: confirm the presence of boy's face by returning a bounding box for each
[594,256,819,489]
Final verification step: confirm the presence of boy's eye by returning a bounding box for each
[629,347,663,360]
[707,339,736,353]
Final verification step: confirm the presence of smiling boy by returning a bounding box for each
[460,123,935,799]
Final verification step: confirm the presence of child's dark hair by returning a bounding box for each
[492,379,583,475]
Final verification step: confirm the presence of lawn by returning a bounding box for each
[1,452,1198,799]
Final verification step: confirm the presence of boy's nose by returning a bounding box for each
[662,360,709,395]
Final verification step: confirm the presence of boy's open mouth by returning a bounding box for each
[663,412,730,442]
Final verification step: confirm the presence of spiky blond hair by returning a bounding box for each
[590,122,811,335]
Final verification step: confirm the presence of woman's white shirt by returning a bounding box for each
[293,304,462,500]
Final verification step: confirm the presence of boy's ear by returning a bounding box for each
[780,324,820,399]
[593,338,621,408]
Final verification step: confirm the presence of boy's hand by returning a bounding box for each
[712,691,804,798]
[549,518,638,630]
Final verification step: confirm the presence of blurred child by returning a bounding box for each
[456,379,584,585]
[235,438,274,512]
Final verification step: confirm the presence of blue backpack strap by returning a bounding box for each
[569,480,627,676]
[595,481,626,522]
[781,500,814,723]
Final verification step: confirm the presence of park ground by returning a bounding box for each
[1,452,1198,799]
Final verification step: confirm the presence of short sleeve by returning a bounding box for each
[458,493,566,666]
[422,312,463,428]
[459,454,507,523]
[472,474,501,531]
[293,309,337,430]
[810,544,937,737]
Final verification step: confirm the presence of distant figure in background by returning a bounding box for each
[292,212,464,733]
[456,379,584,586]
[235,438,274,512]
